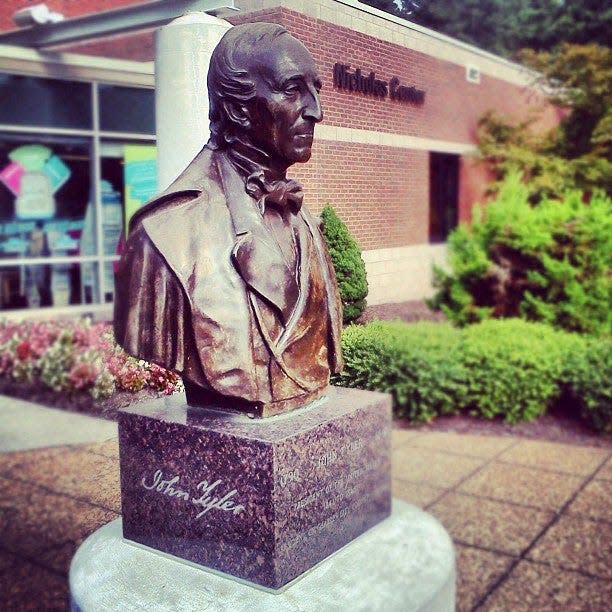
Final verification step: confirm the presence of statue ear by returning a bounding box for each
[223,100,251,129]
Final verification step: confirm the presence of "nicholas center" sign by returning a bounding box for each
[333,63,425,105]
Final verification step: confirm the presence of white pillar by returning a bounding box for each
[154,12,232,191]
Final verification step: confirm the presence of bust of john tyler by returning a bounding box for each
[114,23,344,417]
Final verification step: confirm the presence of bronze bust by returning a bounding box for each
[114,23,344,416]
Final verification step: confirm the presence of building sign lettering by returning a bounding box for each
[333,63,425,105]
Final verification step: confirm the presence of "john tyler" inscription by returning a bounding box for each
[141,469,246,519]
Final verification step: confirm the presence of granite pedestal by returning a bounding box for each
[70,501,456,611]
[118,386,392,589]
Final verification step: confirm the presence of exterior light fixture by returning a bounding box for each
[12,3,65,28]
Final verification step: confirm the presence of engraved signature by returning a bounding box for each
[141,469,246,519]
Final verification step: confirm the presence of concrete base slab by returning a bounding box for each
[70,499,455,611]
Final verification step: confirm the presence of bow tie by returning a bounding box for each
[245,170,303,214]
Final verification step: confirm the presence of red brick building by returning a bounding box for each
[0,0,558,315]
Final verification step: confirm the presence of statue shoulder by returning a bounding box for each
[129,147,221,233]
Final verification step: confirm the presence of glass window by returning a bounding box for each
[0,73,92,130]
[98,84,155,134]
[0,261,99,310]
[0,134,97,311]
[100,140,157,241]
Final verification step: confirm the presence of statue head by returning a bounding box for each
[207,23,323,172]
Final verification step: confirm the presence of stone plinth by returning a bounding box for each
[118,386,391,589]
[70,502,456,612]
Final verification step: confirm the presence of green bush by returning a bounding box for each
[334,321,467,422]
[320,204,368,323]
[335,318,611,429]
[459,319,584,423]
[428,172,612,335]
[565,339,612,433]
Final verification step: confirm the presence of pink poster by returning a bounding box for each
[0,161,24,196]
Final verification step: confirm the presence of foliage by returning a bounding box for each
[428,172,612,334]
[320,204,369,323]
[459,319,582,423]
[478,44,612,198]
[0,319,182,399]
[564,339,612,433]
[334,321,467,422]
[360,0,612,57]
[336,318,608,430]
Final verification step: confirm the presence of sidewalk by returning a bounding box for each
[1,396,610,610]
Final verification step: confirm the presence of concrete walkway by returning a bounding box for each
[0,396,117,451]
[0,396,610,610]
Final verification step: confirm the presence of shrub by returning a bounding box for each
[428,172,612,335]
[0,318,182,400]
[565,338,612,433]
[334,317,608,428]
[334,321,467,422]
[320,204,368,323]
[459,319,584,423]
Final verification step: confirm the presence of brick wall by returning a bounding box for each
[233,7,556,144]
[291,141,429,251]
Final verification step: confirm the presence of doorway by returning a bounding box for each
[429,152,459,243]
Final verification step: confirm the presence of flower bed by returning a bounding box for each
[0,319,182,405]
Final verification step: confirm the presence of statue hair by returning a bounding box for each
[207,23,289,148]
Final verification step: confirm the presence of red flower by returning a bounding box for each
[16,340,32,361]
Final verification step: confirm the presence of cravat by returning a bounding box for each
[245,170,304,214]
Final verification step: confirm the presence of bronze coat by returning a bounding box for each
[114,146,343,404]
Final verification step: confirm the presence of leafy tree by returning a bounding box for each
[428,171,612,335]
[479,44,612,198]
[320,205,369,323]
[360,0,612,58]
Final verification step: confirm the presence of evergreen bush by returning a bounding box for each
[320,204,368,323]
[428,172,612,334]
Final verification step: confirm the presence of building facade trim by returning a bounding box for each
[0,43,154,86]
[316,124,476,154]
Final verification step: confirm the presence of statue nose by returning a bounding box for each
[303,90,323,122]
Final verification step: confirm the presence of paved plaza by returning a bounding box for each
[0,397,610,610]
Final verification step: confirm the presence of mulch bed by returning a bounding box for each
[1,301,609,449]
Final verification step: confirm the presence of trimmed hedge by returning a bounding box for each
[335,318,610,431]
[334,321,467,422]
[460,319,583,423]
[565,339,612,433]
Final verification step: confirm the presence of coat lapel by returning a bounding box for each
[217,153,300,325]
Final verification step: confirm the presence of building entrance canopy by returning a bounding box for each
[0,0,236,48]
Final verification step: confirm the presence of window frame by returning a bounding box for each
[0,49,155,320]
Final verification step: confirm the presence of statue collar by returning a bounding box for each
[222,138,303,214]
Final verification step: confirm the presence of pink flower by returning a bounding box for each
[68,361,99,390]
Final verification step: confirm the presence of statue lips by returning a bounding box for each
[293,129,314,151]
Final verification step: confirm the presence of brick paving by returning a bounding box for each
[1,405,610,610]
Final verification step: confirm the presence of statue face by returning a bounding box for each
[245,34,323,169]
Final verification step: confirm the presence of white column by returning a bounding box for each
[154,12,232,191]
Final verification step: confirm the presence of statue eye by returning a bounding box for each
[283,83,300,95]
